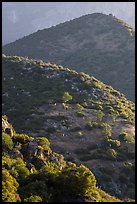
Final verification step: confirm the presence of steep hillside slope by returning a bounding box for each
[2,13,135,101]
[3,116,124,202]
[2,55,135,200]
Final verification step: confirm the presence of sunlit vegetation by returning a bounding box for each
[2,119,122,202]
[2,55,135,201]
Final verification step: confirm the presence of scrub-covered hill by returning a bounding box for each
[2,13,135,101]
[2,55,135,200]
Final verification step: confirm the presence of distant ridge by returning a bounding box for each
[2,13,135,102]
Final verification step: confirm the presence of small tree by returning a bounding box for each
[62,92,72,103]
[55,164,97,197]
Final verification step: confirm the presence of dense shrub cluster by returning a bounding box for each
[85,122,112,137]
[2,118,122,202]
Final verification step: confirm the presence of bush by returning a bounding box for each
[96,110,104,121]
[2,169,20,202]
[62,92,73,103]
[56,164,97,197]
[76,103,84,111]
[13,133,32,144]
[106,148,117,160]
[36,137,50,151]
[2,132,13,151]
[119,132,135,143]
[101,123,112,137]
[85,121,101,130]
[119,132,127,141]
[24,195,42,202]
[76,111,85,117]
[20,180,49,202]
[107,139,121,148]
[11,158,30,181]
[104,105,115,114]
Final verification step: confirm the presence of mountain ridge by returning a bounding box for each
[2,13,135,102]
[3,13,135,46]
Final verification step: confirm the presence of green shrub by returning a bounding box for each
[13,133,33,144]
[119,132,135,143]
[85,121,101,130]
[106,148,117,160]
[62,92,73,103]
[107,139,121,148]
[103,105,115,114]
[76,111,85,117]
[2,132,13,151]
[76,103,84,111]
[24,195,42,202]
[96,110,104,121]
[56,164,97,197]
[119,132,127,141]
[101,123,112,137]
[62,103,70,109]
[36,137,50,150]
[20,180,49,202]
[2,155,14,169]
[2,169,20,202]
[11,158,30,181]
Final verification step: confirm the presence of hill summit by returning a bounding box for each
[2,13,135,101]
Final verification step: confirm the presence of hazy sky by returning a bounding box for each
[2,2,135,45]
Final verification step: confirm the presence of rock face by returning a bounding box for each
[2,13,135,101]
[2,116,13,137]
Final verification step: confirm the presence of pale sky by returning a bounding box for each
[2,2,135,45]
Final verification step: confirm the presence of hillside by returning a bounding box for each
[2,13,135,101]
[2,55,135,201]
[2,115,124,202]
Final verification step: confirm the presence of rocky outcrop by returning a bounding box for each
[2,116,13,137]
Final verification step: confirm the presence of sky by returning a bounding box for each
[2,2,135,45]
